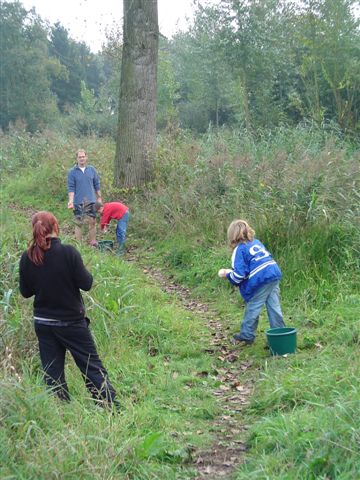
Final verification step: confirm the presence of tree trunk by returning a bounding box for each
[114,0,159,187]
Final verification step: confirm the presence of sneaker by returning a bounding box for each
[233,333,254,345]
[112,399,121,412]
[94,398,121,413]
[116,244,125,257]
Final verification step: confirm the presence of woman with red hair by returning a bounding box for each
[19,211,119,409]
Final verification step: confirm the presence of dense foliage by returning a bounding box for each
[1,0,359,136]
[0,127,359,478]
[0,2,115,134]
[170,0,360,133]
[1,1,359,477]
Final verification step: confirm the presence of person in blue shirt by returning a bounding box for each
[218,219,285,344]
[67,149,102,246]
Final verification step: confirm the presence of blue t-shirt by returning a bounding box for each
[226,239,282,302]
[67,165,100,205]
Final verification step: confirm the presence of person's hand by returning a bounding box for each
[67,201,74,209]
[103,227,108,233]
[218,268,231,278]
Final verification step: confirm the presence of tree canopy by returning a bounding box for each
[1,0,359,136]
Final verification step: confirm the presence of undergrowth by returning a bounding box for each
[0,220,217,479]
[1,125,360,478]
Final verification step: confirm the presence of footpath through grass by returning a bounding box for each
[1,210,224,479]
[1,127,360,479]
[132,236,360,480]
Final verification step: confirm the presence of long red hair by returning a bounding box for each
[27,211,59,266]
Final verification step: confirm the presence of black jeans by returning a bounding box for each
[34,320,117,406]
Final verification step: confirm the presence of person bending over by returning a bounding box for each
[95,201,130,256]
[218,219,285,345]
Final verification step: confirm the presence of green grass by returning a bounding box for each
[0,200,218,478]
[1,230,219,479]
[137,239,360,479]
[1,127,360,478]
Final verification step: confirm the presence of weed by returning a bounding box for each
[1,126,359,478]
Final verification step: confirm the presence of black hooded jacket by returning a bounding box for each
[19,238,93,322]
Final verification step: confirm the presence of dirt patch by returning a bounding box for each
[8,203,77,238]
[7,207,254,478]
[127,248,255,479]
[8,203,38,220]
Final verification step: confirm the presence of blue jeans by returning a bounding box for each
[116,211,129,246]
[239,281,285,342]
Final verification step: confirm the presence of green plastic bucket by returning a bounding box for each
[266,327,297,356]
[97,240,114,252]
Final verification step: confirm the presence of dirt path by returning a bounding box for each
[9,203,254,478]
[126,248,255,479]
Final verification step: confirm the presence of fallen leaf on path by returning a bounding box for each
[225,353,238,363]
[195,371,209,377]
[219,385,230,391]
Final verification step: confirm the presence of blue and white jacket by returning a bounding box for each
[226,239,282,302]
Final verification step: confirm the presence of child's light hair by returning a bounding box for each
[227,219,255,249]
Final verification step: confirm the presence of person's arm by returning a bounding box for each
[68,247,93,291]
[93,168,101,203]
[99,207,111,231]
[68,191,74,209]
[19,254,34,298]
[226,269,245,285]
[218,267,244,284]
[67,170,75,208]
[226,247,247,285]
[101,218,108,233]
[100,220,109,232]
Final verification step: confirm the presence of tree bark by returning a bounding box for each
[114,0,159,187]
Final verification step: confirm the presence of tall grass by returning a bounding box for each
[148,126,359,240]
[1,124,360,478]
[0,139,218,478]
[130,125,359,311]
[0,222,218,478]
[132,125,360,478]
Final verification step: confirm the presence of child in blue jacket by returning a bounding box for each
[218,219,285,344]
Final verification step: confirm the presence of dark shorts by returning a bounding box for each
[74,203,96,220]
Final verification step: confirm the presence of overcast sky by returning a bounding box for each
[18,0,199,52]
[14,0,360,52]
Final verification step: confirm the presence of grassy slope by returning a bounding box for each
[1,129,360,479]
[1,216,220,479]
[0,142,220,478]
[132,237,360,479]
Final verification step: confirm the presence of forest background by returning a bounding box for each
[1,0,360,478]
[1,0,360,136]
